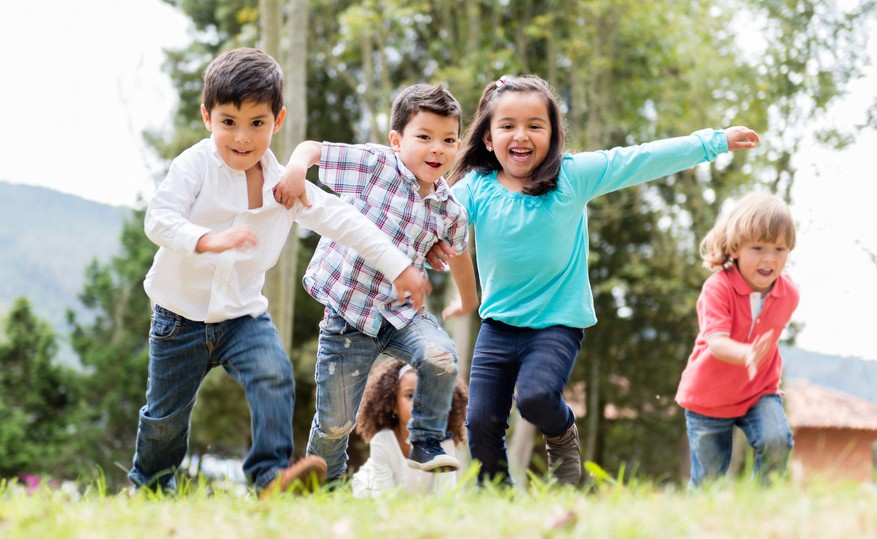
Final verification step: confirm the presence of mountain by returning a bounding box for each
[0,180,129,340]
[781,345,877,403]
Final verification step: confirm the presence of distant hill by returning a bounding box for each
[0,180,129,341]
[782,345,877,403]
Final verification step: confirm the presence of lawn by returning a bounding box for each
[2,472,875,539]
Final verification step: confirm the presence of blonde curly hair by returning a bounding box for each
[699,191,796,271]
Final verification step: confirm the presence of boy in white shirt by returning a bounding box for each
[128,48,428,497]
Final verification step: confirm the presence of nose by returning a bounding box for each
[235,129,250,144]
[513,127,529,141]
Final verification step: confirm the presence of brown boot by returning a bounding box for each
[259,455,327,499]
[544,423,582,485]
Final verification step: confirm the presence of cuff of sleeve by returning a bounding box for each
[372,248,413,283]
[691,128,729,161]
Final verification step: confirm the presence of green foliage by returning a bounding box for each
[66,210,156,486]
[0,299,81,478]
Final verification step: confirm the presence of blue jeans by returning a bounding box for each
[128,305,294,490]
[308,310,458,480]
[685,394,793,488]
[466,318,584,483]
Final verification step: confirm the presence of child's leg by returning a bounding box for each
[514,325,584,484]
[684,410,736,488]
[128,305,210,491]
[466,319,522,484]
[218,312,295,490]
[307,313,379,481]
[514,325,583,435]
[737,394,793,482]
[383,312,458,443]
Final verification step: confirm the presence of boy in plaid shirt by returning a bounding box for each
[273,84,477,482]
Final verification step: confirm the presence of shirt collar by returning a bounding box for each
[725,264,788,299]
[393,154,451,202]
[206,134,283,189]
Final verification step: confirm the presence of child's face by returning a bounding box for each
[201,99,286,172]
[733,239,790,295]
[388,111,460,196]
[394,370,417,432]
[483,91,551,184]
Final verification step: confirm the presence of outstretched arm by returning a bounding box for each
[274,140,322,209]
[706,329,775,380]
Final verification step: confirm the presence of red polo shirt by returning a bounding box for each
[675,265,799,418]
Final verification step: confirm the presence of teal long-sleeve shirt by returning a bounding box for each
[450,128,729,329]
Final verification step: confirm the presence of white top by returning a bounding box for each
[143,137,412,322]
[351,429,457,497]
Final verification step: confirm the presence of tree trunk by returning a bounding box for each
[260,0,305,354]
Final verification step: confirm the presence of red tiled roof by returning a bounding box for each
[784,379,877,431]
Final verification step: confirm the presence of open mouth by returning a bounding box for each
[425,161,442,169]
[509,148,533,159]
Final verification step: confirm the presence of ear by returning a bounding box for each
[388,130,402,151]
[482,132,493,151]
[272,106,287,134]
[200,104,212,131]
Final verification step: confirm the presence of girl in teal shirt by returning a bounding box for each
[442,74,759,486]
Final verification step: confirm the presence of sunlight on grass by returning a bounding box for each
[1,472,875,539]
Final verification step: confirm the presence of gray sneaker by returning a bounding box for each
[544,423,582,485]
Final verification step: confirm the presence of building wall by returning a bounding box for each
[791,428,877,482]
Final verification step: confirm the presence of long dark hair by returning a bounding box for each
[448,75,566,196]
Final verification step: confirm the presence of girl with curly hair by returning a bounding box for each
[352,358,468,496]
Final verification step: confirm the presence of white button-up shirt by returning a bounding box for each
[143,137,411,323]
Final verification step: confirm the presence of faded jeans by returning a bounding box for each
[685,393,793,488]
[128,305,294,491]
[308,310,458,481]
[466,318,584,483]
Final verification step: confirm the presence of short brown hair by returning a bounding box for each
[389,84,462,136]
[202,47,284,118]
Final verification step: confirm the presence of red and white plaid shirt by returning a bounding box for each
[302,142,469,337]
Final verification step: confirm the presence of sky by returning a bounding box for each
[1,0,875,361]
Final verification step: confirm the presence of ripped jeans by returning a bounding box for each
[308,310,459,480]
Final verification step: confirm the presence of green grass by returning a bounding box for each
[1,472,875,539]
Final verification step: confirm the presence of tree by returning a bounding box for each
[0,299,80,478]
[65,210,156,485]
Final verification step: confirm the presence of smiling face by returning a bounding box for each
[483,91,552,188]
[389,111,461,197]
[733,239,790,295]
[201,99,285,172]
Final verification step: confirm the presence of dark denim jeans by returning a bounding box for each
[308,311,458,481]
[128,305,294,490]
[685,393,793,488]
[466,318,584,483]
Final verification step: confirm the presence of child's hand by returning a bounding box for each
[273,161,312,209]
[725,126,760,151]
[425,239,455,270]
[441,294,476,320]
[392,266,432,311]
[196,226,258,253]
[743,329,774,380]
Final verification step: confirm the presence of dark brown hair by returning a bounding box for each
[202,47,284,118]
[390,83,463,136]
[356,358,468,446]
[447,75,566,196]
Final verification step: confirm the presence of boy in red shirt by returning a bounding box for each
[676,192,798,487]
